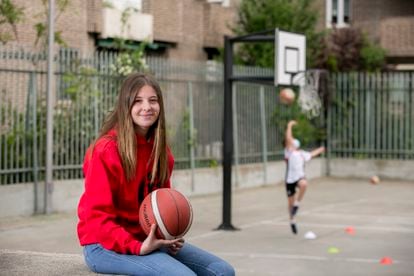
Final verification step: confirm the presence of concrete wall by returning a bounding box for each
[328,158,414,181]
[0,159,325,219]
[2,158,413,219]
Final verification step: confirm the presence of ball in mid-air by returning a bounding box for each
[279,88,295,105]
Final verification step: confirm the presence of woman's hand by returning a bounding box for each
[167,238,184,255]
[139,224,184,255]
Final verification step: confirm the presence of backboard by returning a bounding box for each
[274,29,306,86]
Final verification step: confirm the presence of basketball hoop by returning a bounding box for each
[292,69,327,118]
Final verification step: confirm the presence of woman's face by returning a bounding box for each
[130,85,160,136]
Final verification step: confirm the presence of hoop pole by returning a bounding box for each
[231,29,275,42]
[217,35,238,231]
[218,30,277,231]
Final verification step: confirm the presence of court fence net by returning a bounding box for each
[0,46,413,185]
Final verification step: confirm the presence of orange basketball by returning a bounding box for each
[139,188,193,240]
[370,175,380,185]
[279,88,295,105]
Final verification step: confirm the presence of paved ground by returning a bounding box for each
[1,176,414,275]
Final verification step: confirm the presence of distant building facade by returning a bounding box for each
[1,0,414,67]
[319,0,414,68]
[0,0,238,61]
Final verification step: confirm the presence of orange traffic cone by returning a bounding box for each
[345,226,355,235]
[380,257,393,265]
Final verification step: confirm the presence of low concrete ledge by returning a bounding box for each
[0,249,94,276]
[0,159,327,219]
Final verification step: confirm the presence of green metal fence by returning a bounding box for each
[328,72,414,159]
[1,46,413,185]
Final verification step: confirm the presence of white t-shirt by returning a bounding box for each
[284,149,312,183]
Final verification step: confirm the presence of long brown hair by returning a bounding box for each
[94,73,169,183]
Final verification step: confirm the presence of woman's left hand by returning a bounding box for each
[167,238,185,255]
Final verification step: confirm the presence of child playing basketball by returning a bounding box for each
[284,120,325,234]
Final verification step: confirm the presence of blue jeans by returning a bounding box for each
[83,243,235,276]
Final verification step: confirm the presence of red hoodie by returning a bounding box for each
[77,130,174,255]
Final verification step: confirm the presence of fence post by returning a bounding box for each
[365,73,371,156]
[187,81,195,192]
[93,76,99,137]
[232,83,239,187]
[28,72,40,213]
[326,73,334,176]
[259,86,268,185]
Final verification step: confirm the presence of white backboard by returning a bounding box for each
[274,29,306,86]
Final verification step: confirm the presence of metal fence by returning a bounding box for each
[328,72,414,159]
[0,46,289,185]
[1,46,413,185]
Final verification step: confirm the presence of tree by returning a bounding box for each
[315,27,386,72]
[0,0,71,48]
[232,0,325,146]
[34,0,71,48]
[103,2,149,76]
[0,0,24,43]
[233,0,322,68]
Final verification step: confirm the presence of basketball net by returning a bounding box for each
[292,69,324,118]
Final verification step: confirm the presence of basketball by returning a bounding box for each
[370,175,380,185]
[279,88,295,105]
[139,188,193,240]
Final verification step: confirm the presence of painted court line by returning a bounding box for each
[215,252,403,264]
[309,212,414,222]
[267,221,414,233]
[187,230,223,241]
[188,197,414,241]
[0,249,83,258]
[188,199,376,241]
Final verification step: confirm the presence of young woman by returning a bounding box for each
[77,73,235,275]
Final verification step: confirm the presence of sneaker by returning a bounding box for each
[291,205,299,217]
[290,223,298,234]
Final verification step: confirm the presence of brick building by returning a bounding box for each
[0,0,238,61]
[1,0,414,67]
[320,0,414,68]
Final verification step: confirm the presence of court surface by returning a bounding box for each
[1,176,413,275]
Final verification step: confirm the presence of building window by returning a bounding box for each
[326,0,350,28]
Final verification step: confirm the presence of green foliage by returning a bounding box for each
[171,108,198,168]
[34,22,46,46]
[208,159,218,168]
[110,41,149,76]
[120,7,139,32]
[360,41,386,72]
[54,64,103,167]
[316,27,363,72]
[1,86,46,184]
[326,54,338,72]
[233,0,322,68]
[316,27,387,72]
[107,5,150,76]
[0,0,24,43]
[0,58,108,184]
[34,0,70,47]
[271,100,326,148]
[61,64,100,102]
[181,109,197,148]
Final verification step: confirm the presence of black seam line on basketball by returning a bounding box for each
[167,189,180,236]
